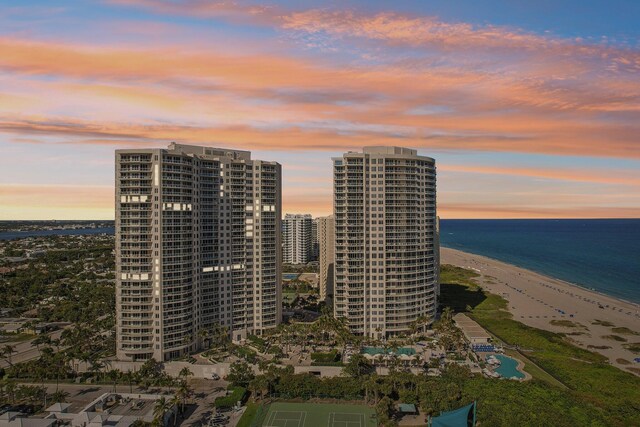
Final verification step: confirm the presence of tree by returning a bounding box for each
[1,345,16,368]
[153,397,170,427]
[122,371,135,393]
[441,307,454,328]
[178,367,193,383]
[198,329,211,350]
[343,354,374,378]
[225,361,254,387]
[376,396,396,427]
[248,375,270,400]
[1,379,18,404]
[176,381,193,414]
[50,390,70,403]
[32,334,52,351]
[89,359,105,381]
[107,369,120,393]
[139,358,162,379]
[169,395,181,426]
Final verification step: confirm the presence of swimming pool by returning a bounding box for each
[283,273,299,280]
[362,347,416,356]
[493,354,525,379]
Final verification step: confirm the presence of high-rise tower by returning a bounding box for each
[115,143,281,361]
[282,214,312,265]
[333,146,437,338]
[317,215,335,302]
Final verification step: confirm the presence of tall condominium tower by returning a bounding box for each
[311,218,319,261]
[317,215,335,302]
[282,214,312,264]
[115,143,282,362]
[435,216,441,297]
[333,146,437,338]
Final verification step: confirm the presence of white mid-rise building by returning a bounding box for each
[115,143,282,361]
[333,146,437,338]
[282,214,313,264]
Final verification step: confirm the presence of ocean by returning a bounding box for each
[440,219,640,304]
[2,219,639,304]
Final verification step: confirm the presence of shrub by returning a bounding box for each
[310,361,345,367]
[214,386,247,409]
[310,350,339,363]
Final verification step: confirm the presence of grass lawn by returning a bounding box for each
[237,403,260,427]
[259,402,377,427]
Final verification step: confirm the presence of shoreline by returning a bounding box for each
[441,247,640,374]
[441,244,640,306]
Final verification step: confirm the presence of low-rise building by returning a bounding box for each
[453,313,492,344]
[0,413,55,427]
[45,393,177,427]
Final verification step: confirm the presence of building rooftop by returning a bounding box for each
[0,413,55,427]
[363,146,417,155]
[454,313,492,342]
[45,403,71,413]
[168,142,252,160]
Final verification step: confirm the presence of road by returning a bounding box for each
[0,329,65,368]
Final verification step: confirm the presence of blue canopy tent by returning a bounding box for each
[428,401,476,427]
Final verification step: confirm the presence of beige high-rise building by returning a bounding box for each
[435,216,441,297]
[333,146,437,338]
[317,215,335,302]
[282,214,312,264]
[311,218,319,261]
[115,143,282,362]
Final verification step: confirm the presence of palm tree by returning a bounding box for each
[122,371,135,393]
[248,375,270,401]
[1,379,18,405]
[153,397,170,427]
[441,307,454,327]
[181,334,193,355]
[31,334,52,351]
[198,329,211,350]
[1,345,16,368]
[89,359,105,381]
[178,367,193,383]
[107,369,120,393]
[176,381,193,414]
[169,395,181,426]
[50,390,70,403]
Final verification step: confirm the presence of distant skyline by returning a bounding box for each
[1,0,639,220]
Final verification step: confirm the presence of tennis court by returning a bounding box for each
[260,402,376,427]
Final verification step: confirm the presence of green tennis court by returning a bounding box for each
[260,402,377,427]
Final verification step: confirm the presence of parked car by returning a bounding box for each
[211,414,229,421]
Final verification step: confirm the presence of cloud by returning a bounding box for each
[0,24,638,158]
[1,1,639,219]
[440,164,640,187]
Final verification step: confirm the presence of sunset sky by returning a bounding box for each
[1,0,639,220]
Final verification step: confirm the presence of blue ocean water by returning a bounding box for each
[440,219,640,304]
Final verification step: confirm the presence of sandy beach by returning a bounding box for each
[441,247,640,375]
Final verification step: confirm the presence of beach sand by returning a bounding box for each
[441,247,640,375]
